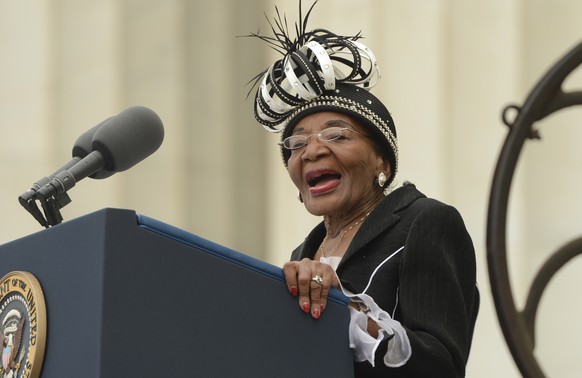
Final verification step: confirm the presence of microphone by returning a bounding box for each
[18,118,113,227]
[35,106,164,201]
[72,117,115,180]
[91,106,164,173]
[18,117,113,206]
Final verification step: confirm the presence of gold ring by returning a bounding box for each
[311,275,323,285]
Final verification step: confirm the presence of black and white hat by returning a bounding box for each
[248,1,398,182]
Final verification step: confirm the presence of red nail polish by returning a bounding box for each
[302,302,309,313]
[290,286,298,297]
[313,308,320,319]
[320,304,325,313]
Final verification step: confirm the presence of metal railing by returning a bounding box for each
[487,41,582,378]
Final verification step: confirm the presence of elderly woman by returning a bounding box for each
[249,3,479,377]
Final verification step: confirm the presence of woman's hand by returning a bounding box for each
[348,302,382,338]
[283,258,340,319]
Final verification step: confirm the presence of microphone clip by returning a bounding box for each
[18,190,72,228]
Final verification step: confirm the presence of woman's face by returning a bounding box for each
[286,111,390,217]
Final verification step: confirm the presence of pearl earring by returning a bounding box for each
[377,172,387,188]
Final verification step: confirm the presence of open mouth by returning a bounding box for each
[306,170,342,192]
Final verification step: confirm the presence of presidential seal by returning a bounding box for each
[0,272,46,378]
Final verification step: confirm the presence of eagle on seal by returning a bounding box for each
[1,310,24,374]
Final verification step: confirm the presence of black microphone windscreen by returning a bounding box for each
[72,117,115,179]
[91,106,164,172]
[72,121,106,158]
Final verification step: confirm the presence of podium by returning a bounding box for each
[0,208,353,377]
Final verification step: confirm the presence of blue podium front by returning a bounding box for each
[0,208,353,377]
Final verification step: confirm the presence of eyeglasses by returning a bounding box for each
[281,127,367,150]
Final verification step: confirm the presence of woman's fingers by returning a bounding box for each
[282,260,300,297]
[283,258,335,319]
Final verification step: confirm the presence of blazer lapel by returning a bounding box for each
[338,184,425,268]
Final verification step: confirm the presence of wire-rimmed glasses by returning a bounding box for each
[280,127,366,150]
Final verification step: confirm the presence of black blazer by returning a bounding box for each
[291,183,479,378]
